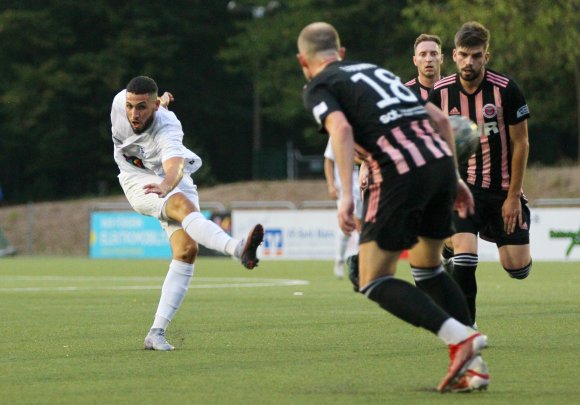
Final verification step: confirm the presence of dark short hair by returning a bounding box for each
[454,21,490,50]
[414,34,441,51]
[126,76,158,95]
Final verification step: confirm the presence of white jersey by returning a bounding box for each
[110,89,202,176]
[324,138,359,198]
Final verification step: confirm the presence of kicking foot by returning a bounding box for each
[236,224,264,270]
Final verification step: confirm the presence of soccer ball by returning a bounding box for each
[449,115,480,164]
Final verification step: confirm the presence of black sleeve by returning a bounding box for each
[504,80,530,125]
[303,82,342,134]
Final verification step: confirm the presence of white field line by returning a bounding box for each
[0,276,309,292]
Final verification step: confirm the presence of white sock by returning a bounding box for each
[182,212,239,256]
[337,233,349,263]
[437,318,470,345]
[151,260,195,330]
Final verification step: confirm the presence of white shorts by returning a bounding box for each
[118,171,200,238]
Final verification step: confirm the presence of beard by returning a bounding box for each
[132,115,154,134]
[460,66,483,82]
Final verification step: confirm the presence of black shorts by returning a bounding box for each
[453,186,530,247]
[360,158,456,251]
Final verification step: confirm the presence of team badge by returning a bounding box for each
[482,104,497,119]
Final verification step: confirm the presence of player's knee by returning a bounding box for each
[165,193,197,222]
[504,260,532,280]
[173,240,199,263]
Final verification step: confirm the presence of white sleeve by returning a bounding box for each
[156,110,202,174]
[157,125,187,162]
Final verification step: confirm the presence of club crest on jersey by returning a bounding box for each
[482,104,497,119]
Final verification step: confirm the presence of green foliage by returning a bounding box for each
[221,0,412,140]
[0,1,577,203]
[0,1,248,203]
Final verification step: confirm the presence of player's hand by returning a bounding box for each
[143,183,171,198]
[502,195,522,234]
[158,92,174,109]
[454,179,474,219]
[338,196,355,235]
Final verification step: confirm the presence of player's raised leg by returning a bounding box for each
[165,193,264,269]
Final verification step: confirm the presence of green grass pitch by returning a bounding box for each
[1,257,579,404]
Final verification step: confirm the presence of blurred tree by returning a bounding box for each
[0,0,251,203]
[0,2,119,201]
[220,0,412,157]
[0,0,577,204]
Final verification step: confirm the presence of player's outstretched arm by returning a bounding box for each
[324,111,355,234]
[324,158,338,199]
[503,120,529,234]
[143,156,185,198]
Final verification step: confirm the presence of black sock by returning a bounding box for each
[363,276,449,335]
[413,266,473,326]
[451,253,478,322]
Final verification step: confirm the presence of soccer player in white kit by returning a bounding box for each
[323,137,362,278]
[111,76,264,351]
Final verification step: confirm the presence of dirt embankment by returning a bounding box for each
[1,166,579,256]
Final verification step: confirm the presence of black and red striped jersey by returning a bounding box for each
[404,77,431,101]
[303,60,452,182]
[428,68,530,191]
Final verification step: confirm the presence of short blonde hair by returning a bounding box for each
[297,22,341,58]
